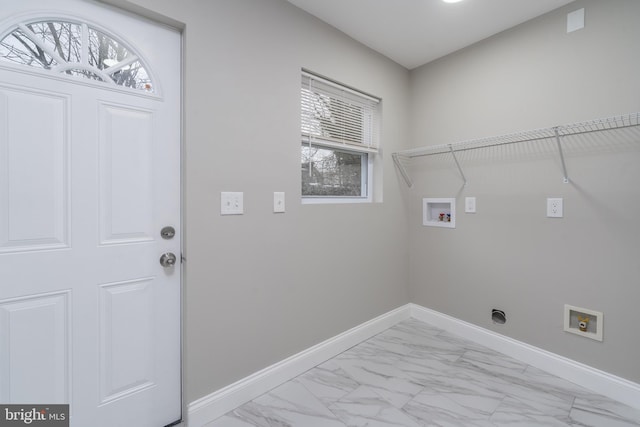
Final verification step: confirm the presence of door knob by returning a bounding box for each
[160,252,177,268]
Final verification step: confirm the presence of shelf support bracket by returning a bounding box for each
[449,144,467,186]
[392,152,413,187]
[554,127,569,183]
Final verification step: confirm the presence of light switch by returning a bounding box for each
[274,192,285,213]
[465,197,476,213]
[221,192,243,215]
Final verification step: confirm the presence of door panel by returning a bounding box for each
[0,87,69,251]
[98,103,155,245]
[0,292,70,404]
[98,278,155,404]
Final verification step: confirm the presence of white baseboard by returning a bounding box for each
[187,304,412,427]
[188,303,640,426]
[409,303,640,411]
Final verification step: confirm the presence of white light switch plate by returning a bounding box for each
[465,197,476,213]
[221,192,243,215]
[274,192,285,213]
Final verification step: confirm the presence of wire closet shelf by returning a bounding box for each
[392,112,640,187]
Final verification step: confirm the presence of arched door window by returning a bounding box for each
[0,20,154,92]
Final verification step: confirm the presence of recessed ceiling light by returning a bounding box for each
[442,0,464,3]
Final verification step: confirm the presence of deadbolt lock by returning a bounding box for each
[160,226,176,240]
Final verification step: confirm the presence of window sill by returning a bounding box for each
[302,196,371,205]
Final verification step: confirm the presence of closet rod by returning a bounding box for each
[396,112,640,158]
[393,112,640,187]
[399,133,554,159]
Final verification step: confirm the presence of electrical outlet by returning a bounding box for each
[547,198,563,218]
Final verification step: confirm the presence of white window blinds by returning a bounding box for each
[301,71,380,153]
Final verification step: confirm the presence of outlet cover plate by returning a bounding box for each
[221,192,243,215]
[547,198,563,218]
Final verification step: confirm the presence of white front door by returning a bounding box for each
[0,1,181,426]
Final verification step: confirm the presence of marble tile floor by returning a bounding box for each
[206,319,640,426]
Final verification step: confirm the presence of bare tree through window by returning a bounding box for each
[301,146,364,196]
[0,20,153,92]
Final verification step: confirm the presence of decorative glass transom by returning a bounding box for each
[0,20,153,92]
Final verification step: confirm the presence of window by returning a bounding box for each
[0,20,154,92]
[301,71,380,202]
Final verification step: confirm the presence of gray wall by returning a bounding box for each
[102,0,640,406]
[104,0,411,403]
[406,0,640,383]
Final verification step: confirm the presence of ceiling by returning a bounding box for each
[287,0,575,69]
